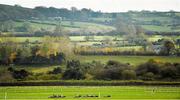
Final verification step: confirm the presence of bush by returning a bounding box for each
[136,59,161,76]
[0,71,14,82]
[95,68,121,80]
[62,60,85,80]
[9,69,30,80]
[160,65,178,79]
[37,74,61,80]
[142,72,155,81]
[48,67,62,74]
[63,69,85,80]
[95,60,133,80]
[7,67,30,80]
[121,70,136,80]
[84,73,94,80]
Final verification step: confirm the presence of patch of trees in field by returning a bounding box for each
[0,36,72,65]
[75,39,179,56]
[1,59,180,82]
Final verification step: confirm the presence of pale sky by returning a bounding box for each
[1,0,180,12]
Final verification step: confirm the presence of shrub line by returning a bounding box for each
[1,80,180,86]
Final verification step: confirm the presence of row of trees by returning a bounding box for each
[1,4,180,25]
[0,36,73,65]
[60,59,180,81]
[0,4,106,22]
[75,39,179,56]
[0,44,65,65]
[0,4,40,21]
[2,59,180,81]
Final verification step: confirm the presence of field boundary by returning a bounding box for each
[1,81,180,86]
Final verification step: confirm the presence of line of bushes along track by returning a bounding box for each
[1,80,180,86]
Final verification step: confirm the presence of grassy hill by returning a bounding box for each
[1,4,180,33]
[13,20,115,34]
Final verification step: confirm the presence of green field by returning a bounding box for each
[134,17,172,22]
[1,35,178,42]
[141,24,180,32]
[141,25,177,32]
[78,55,180,65]
[90,18,113,22]
[14,20,115,33]
[0,86,179,100]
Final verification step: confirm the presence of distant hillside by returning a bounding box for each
[0,4,180,32]
[1,4,180,21]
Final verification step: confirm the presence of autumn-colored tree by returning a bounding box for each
[0,37,18,64]
[161,40,175,55]
[39,36,74,59]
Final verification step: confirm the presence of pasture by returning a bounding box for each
[133,16,172,22]
[141,25,176,32]
[14,20,115,33]
[1,35,178,43]
[0,86,179,100]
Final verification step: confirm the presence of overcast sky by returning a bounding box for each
[1,0,180,12]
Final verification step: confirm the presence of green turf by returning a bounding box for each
[78,55,180,65]
[0,86,179,100]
